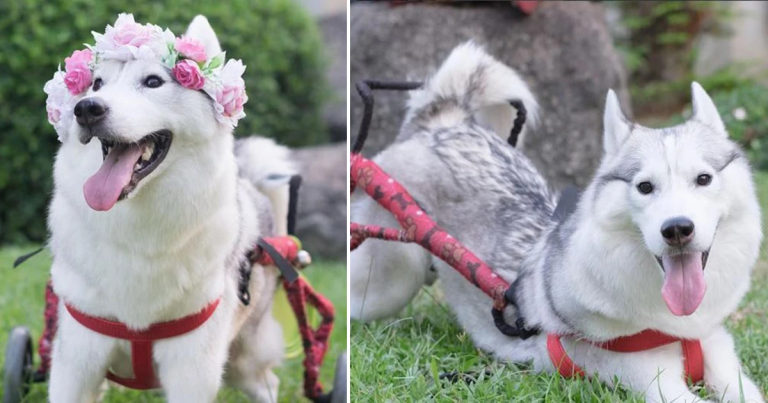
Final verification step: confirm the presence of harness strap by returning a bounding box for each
[65,298,221,389]
[681,339,704,383]
[548,330,704,384]
[547,334,586,378]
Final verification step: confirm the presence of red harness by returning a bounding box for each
[58,235,332,399]
[547,330,704,383]
[65,298,220,390]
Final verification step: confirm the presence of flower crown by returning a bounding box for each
[45,14,248,140]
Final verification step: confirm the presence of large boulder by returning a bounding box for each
[286,11,347,260]
[318,12,348,143]
[350,1,631,188]
[293,143,347,260]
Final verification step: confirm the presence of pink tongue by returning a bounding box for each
[83,143,143,211]
[661,252,706,316]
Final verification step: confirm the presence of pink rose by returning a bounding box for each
[175,36,207,63]
[47,106,61,124]
[64,49,92,71]
[63,49,93,95]
[172,60,205,90]
[216,83,246,117]
[64,67,92,95]
[112,17,152,47]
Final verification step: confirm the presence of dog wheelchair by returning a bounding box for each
[350,80,534,337]
[3,176,347,403]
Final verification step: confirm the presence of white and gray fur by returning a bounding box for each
[48,16,294,403]
[350,42,765,403]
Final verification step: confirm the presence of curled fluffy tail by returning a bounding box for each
[235,136,298,235]
[405,41,539,146]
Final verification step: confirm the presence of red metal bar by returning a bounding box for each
[350,153,510,309]
[283,277,335,400]
[350,222,410,250]
[37,280,59,376]
[256,236,335,401]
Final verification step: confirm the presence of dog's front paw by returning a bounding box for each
[722,382,765,403]
[733,389,765,403]
[716,375,765,403]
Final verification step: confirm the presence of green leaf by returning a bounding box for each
[430,357,440,385]
[206,52,225,70]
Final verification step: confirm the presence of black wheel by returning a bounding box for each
[3,327,34,403]
[330,351,347,403]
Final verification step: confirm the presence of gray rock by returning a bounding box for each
[318,12,348,143]
[293,143,347,260]
[350,1,631,188]
[288,12,347,260]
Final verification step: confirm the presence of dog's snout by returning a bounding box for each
[660,217,695,247]
[74,97,108,126]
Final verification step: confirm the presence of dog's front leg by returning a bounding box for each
[49,307,115,403]
[618,349,712,403]
[155,309,233,403]
[620,358,712,403]
[570,342,713,403]
[702,327,764,403]
[639,375,713,403]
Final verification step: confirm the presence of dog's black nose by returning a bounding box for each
[74,97,108,126]
[661,217,695,247]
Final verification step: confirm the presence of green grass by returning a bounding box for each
[0,250,346,403]
[350,173,768,402]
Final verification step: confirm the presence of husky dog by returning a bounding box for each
[350,42,765,403]
[47,16,295,402]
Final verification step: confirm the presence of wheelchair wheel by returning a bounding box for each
[3,327,34,403]
[330,351,347,403]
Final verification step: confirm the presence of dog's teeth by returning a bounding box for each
[141,147,153,162]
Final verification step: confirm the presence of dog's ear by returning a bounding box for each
[691,82,726,136]
[185,15,222,58]
[603,89,631,156]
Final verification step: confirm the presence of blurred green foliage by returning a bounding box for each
[652,78,768,170]
[612,1,768,170]
[614,1,730,80]
[611,1,732,116]
[712,83,768,170]
[630,65,756,116]
[0,0,330,244]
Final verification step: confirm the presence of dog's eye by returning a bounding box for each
[92,78,103,92]
[696,174,712,186]
[637,181,654,195]
[144,75,164,88]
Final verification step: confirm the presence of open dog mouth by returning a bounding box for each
[83,130,172,211]
[654,250,710,317]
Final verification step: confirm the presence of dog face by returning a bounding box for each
[62,17,227,211]
[593,83,753,316]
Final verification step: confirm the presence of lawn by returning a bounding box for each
[0,249,347,403]
[350,172,768,402]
